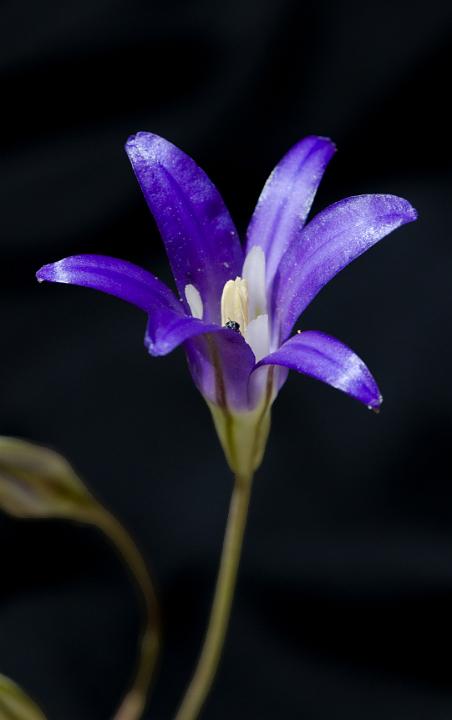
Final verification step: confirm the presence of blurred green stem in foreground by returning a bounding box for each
[90,505,161,720]
[0,437,161,720]
[0,673,47,719]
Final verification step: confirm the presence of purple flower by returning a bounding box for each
[37,132,417,474]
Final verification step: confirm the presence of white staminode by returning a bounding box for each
[185,283,204,319]
[219,247,270,362]
[244,314,270,362]
[242,246,267,319]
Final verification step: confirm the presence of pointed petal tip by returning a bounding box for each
[35,259,70,285]
[380,194,418,223]
[145,339,171,357]
[407,203,418,222]
[290,135,337,164]
[125,130,151,146]
[125,133,136,151]
[305,134,337,151]
[125,131,152,161]
[368,394,383,413]
[383,194,417,224]
[36,262,54,283]
[125,131,165,161]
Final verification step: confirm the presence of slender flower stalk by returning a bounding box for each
[174,473,252,720]
[36,131,417,716]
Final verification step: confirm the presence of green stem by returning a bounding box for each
[174,473,253,720]
[89,506,161,720]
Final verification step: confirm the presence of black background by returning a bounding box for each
[1,1,452,718]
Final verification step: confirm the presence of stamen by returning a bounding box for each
[221,277,248,332]
[185,284,203,319]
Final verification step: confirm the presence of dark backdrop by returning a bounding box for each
[1,1,452,718]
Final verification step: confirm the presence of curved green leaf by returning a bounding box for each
[0,437,161,719]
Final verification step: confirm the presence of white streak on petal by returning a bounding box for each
[242,246,267,321]
[185,283,203,319]
[244,313,270,362]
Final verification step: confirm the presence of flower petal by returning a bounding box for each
[36,254,229,357]
[126,132,243,322]
[256,330,383,409]
[145,310,225,356]
[36,254,181,313]
[185,330,256,411]
[272,194,418,341]
[246,136,336,288]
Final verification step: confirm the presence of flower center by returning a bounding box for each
[219,248,271,364]
[183,246,271,363]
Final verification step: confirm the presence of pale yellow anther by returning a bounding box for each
[220,277,249,332]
